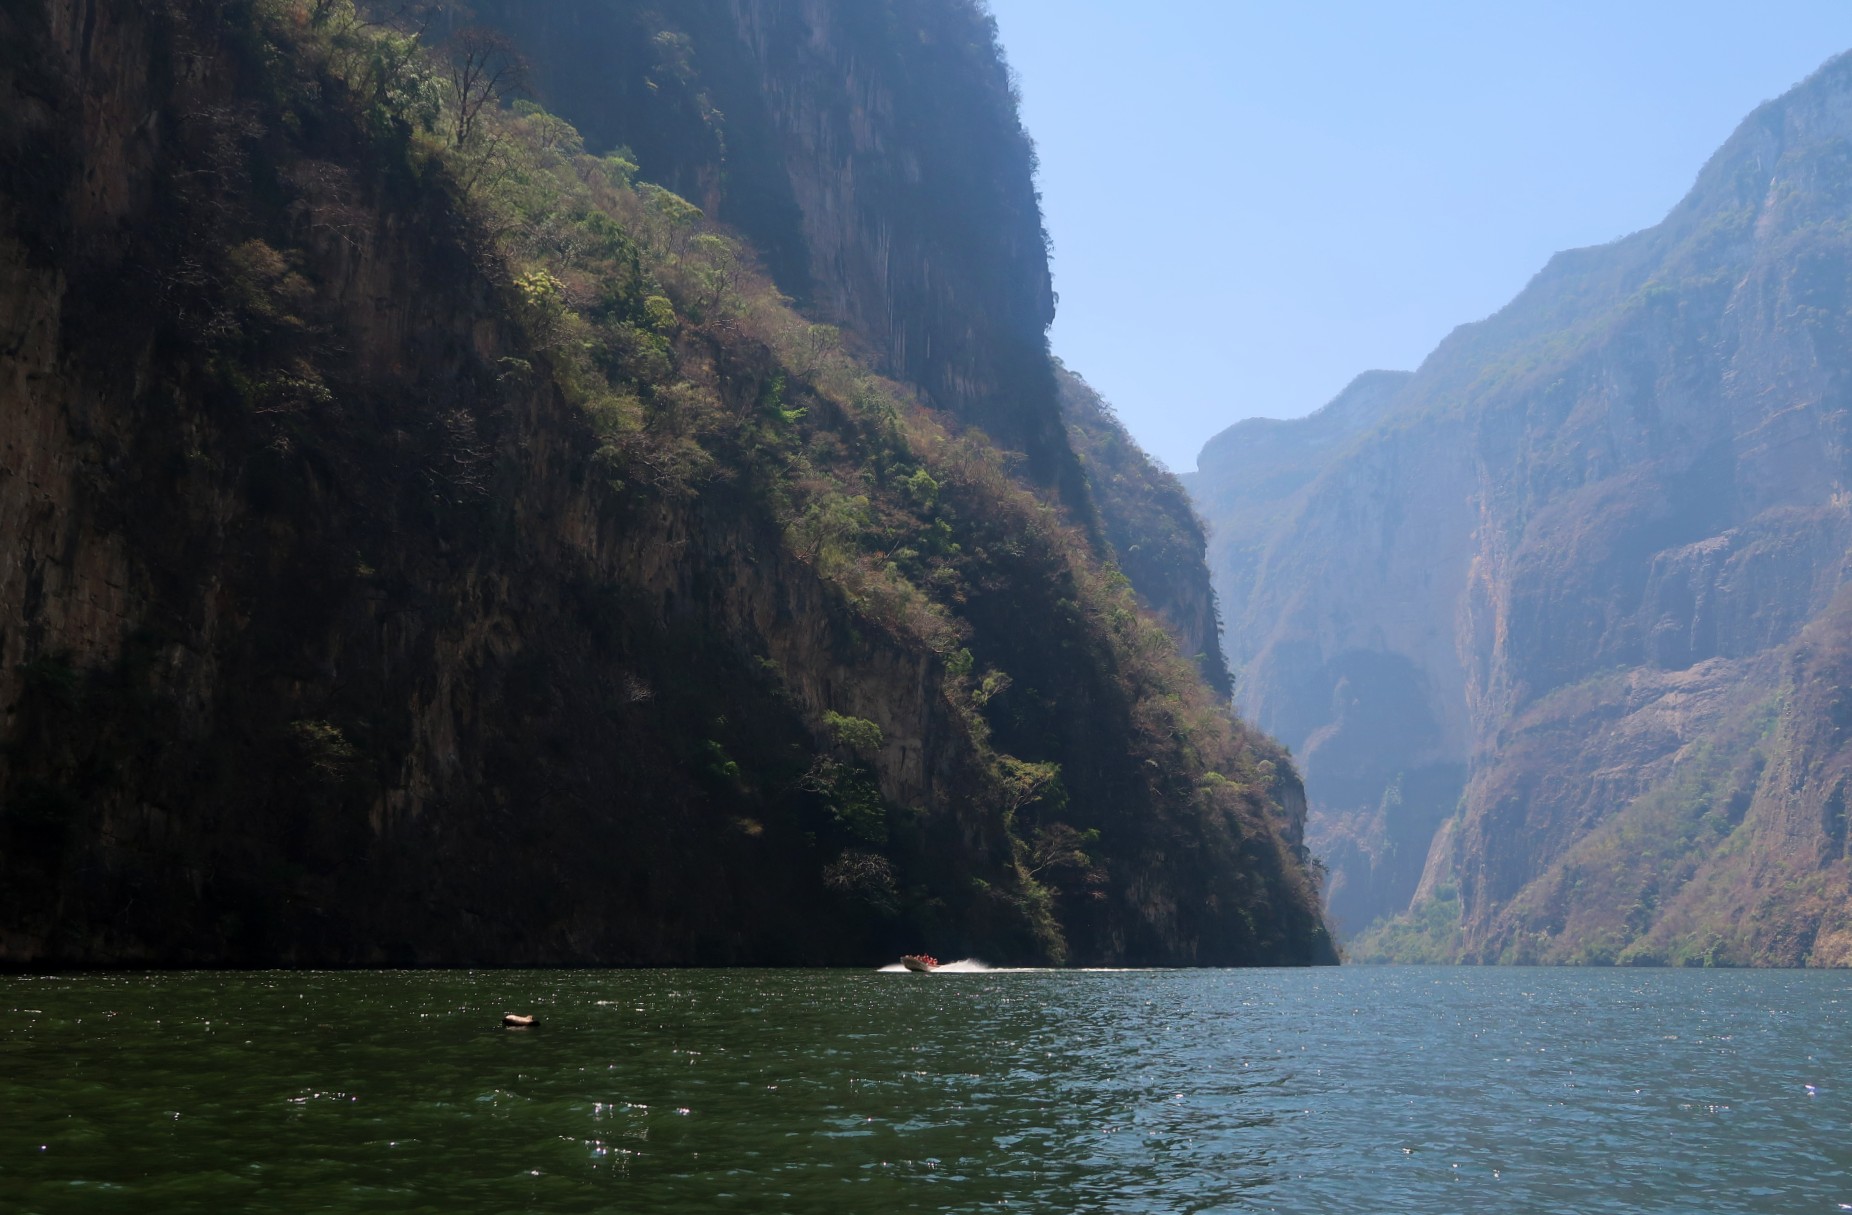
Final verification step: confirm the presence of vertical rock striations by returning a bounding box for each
[0,0,1331,966]
[1186,369,1470,938]
[1193,50,1852,965]
[462,0,1090,514]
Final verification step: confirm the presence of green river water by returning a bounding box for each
[1,965,1847,1213]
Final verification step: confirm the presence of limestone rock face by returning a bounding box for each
[1193,52,1852,964]
[1187,371,1469,937]
[0,0,1333,966]
[467,0,1254,721]
[467,0,1088,513]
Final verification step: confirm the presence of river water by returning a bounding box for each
[1,965,1847,1213]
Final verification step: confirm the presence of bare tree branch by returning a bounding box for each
[446,26,528,148]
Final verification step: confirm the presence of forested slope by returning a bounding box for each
[0,0,1331,966]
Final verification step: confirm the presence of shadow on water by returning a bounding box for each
[1,967,1849,1212]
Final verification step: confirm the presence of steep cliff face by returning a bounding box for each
[1187,371,1468,936]
[1057,364,1232,697]
[1184,369,1411,679]
[1193,51,1852,964]
[0,0,1331,966]
[460,0,1089,514]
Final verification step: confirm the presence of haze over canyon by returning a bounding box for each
[1190,50,1852,967]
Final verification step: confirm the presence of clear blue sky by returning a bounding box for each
[985,1,1852,471]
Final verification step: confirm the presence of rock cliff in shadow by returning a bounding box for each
[462,0,1089,515]
[0,0,1331,966]
[1192,51,1852,965]
[463,1,1242,692]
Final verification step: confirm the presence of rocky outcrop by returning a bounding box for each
[1192,51,1852,964]
[0,0,1332,966]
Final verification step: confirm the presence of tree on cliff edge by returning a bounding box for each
[446,26,527,148]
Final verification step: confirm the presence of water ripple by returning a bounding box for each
[2,967,1850,1211]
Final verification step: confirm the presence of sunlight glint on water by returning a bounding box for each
[1,967,1848,1213]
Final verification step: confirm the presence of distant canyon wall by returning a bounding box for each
[1192,51,1852,965]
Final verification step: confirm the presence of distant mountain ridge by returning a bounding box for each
[1193,50,1852,964]
[1183,369,1413,682]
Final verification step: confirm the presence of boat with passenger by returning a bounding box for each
[900,954,940,973]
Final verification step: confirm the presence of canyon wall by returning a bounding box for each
[1193,52,1852,964]
[0,0,1331,966]
[467,0,1089,510]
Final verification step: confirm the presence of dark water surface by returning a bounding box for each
[1,966,1848,1213]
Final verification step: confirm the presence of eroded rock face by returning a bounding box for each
[1187,372,1471,936]
[0,0,991,965]
[1193,52,1852,964]
[465,0,1089,514]
[0,0,1333,967]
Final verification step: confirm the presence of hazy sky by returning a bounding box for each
[985,1,1852,471]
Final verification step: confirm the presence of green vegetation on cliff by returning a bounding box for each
[1056,363,1233,698]
[0,0,1330,966]
[464,0,1089,512]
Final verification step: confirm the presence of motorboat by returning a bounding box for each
[900,954,940,973]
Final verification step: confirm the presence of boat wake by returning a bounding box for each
[876,958,991,973]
